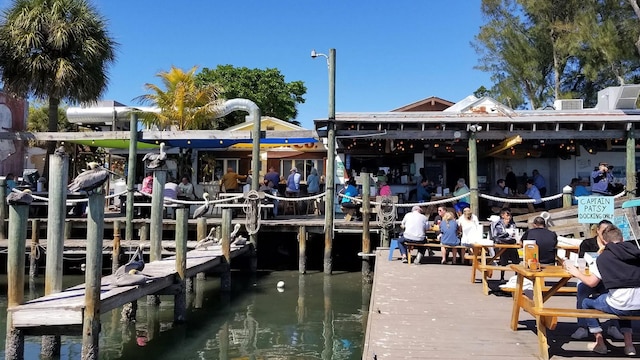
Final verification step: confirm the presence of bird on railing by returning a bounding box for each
[68,162,114,194]
[54,146,66,157]
[142,142,167,169]
[193,192,211,219]
[6,189,33,205]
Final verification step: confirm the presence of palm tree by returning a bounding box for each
[0,0,116,178]
[135,65,224,177]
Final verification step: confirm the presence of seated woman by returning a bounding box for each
[457,206,482,246]
[439,211,461,264]
[340,178,361,221]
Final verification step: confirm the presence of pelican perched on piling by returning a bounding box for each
[68,162,117,194]
[6,189,33,205]
[193,192,211,219]
[142,142,167,169]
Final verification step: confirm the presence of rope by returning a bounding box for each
[243,190,261,235]
[264,191,326,202]
[378,195,396,228]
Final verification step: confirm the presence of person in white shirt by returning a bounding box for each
[397,206,429,265]
[457,206,482,245]
[178,176,195,200]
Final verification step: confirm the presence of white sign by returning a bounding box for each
[578,196,614,223]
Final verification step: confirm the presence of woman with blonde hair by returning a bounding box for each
[439,211,461,264]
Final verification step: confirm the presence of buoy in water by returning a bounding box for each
[277,281,285,289]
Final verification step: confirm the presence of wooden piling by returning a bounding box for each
[298,225,307,274]
[563,185,573,208]
[42,153,68,359]
[0,178,6,240]
[361,174,372,283]
[125,113,138,242]
[29,219,40,279]
[196,217,207,242]
[149,170,167,262]
[139,223,149,242]
[5,204,28,360]
[322,275,333,360]
[297,275,306,324]
[174,206,188,323]
[111,220,122,274]
[220,209,232,292]
[82,193,105,359]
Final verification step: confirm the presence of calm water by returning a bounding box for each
[0,270,371,360]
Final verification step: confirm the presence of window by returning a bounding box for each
[196,151,239,183]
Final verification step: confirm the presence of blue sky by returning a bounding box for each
[2,0,493,129]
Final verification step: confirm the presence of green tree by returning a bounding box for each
[196,65,307,127]
[135,65,224,177]
[0,0,116,178]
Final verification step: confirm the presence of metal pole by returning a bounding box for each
[324,48,336,275]
[82,193,105,359]
[468,131,479,216]
[126,113,138,242]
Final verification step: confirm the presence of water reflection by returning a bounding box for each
[0,271,367,360]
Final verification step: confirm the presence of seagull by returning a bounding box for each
[6,189,33,205]
[192,192,211,219]
[68,162,115,194]
[142,142,167,169]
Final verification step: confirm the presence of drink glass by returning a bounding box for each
[576,258,587,274]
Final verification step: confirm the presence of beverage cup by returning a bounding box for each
[576,258,587,273]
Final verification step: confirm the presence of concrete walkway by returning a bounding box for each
[364,250,637,359]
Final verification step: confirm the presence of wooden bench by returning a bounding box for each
[404,242,469,264]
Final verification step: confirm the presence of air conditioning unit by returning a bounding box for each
[554,99,584,110]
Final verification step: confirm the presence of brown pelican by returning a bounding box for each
[113,245,148,287]
[142,142,167,169]
[68,162,113,194]
[6,189,33,205]
[192,192,211,219]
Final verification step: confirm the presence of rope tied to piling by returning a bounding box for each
[243,190,262,235]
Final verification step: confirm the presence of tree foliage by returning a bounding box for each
[0,0,116,177]
[474,0,640,109]
[135,65,223,131]
[196,65,306,127]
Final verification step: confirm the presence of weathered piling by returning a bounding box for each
[82,193,105,359]
[0,178,6,239]
[150,170,167,262]
[42,153,68,359]
[125,113,138,242]
[5,204,28,360]
[29,219,39,279]
[298,225,307,274]
[220,209,232,292]
[322,275,333,360]
[361,174,373,283]
[563,185,573,208]
[195,217,207,281]
[111,220,122,274]
[139,223,149,242]
[297,275,306,324]
[174,206,188,323]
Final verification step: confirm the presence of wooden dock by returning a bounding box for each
[364,249,636,359]
[7,243,249,335]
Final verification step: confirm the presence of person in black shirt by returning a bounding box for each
[570,220,623,341]
[520,216,557,264]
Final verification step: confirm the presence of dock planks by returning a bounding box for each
[365,249,637,359]
[8,243,249,335]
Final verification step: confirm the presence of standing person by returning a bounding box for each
[491,208,519,281]
[570,220,624,341]
[221,167,246,193]
[489,179,508,208]
[397,206,430,264]
[306,168,320,194]
[378,180,392,196]
[505,166,518,195]
[524,179,542,204]
[439,210,461,264]
[532,169,547,197]
[591,162,614,196]
[265,166,280,187]
[178,176,195,200]
[416,178,431,202]
[5,173,16,194]
[453,178,470,204]
[520,216,557,264]
[286,167,301,194]
[564,225,640,356]
[458,206,482,246]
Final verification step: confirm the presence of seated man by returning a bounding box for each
[520,216,557,264]
[397,206,430,264]
[340,178,361,221]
